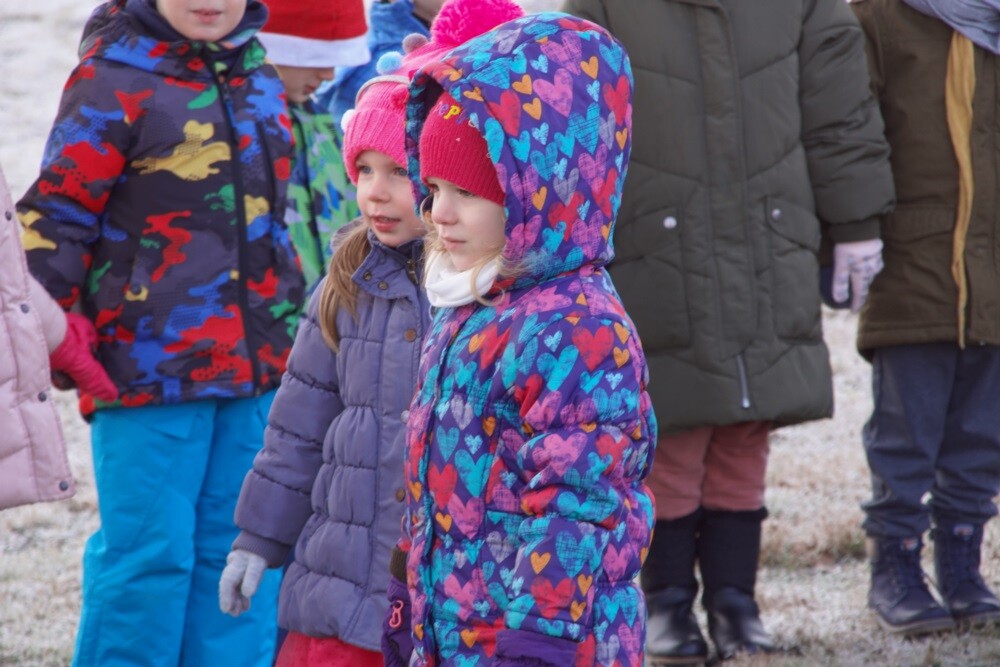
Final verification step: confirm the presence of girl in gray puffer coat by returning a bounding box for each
[218,67,429,666]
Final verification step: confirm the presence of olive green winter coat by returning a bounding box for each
[561,0,895,433]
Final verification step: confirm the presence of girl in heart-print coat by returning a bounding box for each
[389,10,657,667]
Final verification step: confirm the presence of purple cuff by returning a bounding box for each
[494,629,579,667]
[231,530,291,568]
[381,575,412,667]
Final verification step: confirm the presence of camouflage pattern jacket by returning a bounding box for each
[18,0,303,412]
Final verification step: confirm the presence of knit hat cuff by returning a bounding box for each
[258,32,370,68]
[343,106,408,184]
[420,129,505,206]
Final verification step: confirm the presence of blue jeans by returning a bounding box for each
[862,343,1000,538]
[73,394,281,667]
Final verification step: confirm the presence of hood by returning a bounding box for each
[405,12,633,289]
[79,0,268,79]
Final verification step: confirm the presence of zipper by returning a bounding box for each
[214,69,262,391]
[735,353,751,409]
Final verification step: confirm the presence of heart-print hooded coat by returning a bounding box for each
[399,12,656,667]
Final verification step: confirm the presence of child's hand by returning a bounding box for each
[381,575,413,667]
[49,313,118,402]
[218,549,267,617]
[831,238,883,313]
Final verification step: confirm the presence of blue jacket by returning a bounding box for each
[233,227,428,648]
[317,0,429,125]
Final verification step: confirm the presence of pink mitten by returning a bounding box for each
[49,313,118,402]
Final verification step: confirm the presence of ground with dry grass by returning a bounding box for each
[2,2,999,666]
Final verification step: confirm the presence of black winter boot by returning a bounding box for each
[698,508,777,661]
[932,522,1000,626]
[868,536,955,635]
[642,510,708,666]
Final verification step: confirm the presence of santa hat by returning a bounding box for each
[258,0,370,68]
[340,0,522,183]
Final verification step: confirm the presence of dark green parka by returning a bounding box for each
[561,0,895,433]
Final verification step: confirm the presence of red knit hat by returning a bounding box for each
[420,93,506,207]
[341,71,410,184]
[258,0,369,68]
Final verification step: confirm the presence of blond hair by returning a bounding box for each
[318,223,371,351]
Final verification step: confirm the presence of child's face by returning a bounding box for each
[155,0,246,42]
[426,178,506,272]
[275,65,335,105]
[356,151,425,248]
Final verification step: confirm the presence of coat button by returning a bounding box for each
[20,303,30,313]
[662,215,677,229]
[38,391,48,402]
[59,480,70,491]
[771,208,782,221]
[378,280,388,290]
[395,488,406,502]
[400,410,409,422]
[404,329,417,342]
[363,271,372,281]
[4,210,12,220]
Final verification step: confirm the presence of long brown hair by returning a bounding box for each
[318,223,371,351]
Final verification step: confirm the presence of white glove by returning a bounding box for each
[832,239,883,313]
[219,549,268,617]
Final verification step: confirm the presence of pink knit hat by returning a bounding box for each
[341,0,523,185]
[420,92,505,207]
[342,69,411,184]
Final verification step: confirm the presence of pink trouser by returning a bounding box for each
[646,421,770,520]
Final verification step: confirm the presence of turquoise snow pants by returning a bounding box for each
[72,394,280,667]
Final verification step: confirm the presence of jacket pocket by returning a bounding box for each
[765,197,821,340]
[609,206,689,350]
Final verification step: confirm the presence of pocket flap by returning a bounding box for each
[766,197,821,252]
[881,207,954,242]
[615,206,681,263]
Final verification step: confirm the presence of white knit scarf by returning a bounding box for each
[423,250,500,308]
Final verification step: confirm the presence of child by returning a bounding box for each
[218,3,524,665]
[851,0,1000,636]
[16,0,303,664]
[257,0,369,292]
[219,68,428,667]
[383,12,657,667]
[1,163,117,512]
[317,0,446,126]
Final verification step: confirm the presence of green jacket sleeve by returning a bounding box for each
[799,0,894,243]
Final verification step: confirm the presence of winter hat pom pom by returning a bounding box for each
[431,0,524,48]
[402,33,429,53]
[377,51,404,75]
[341,108,357,135]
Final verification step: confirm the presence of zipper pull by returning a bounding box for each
[389,599,405,629]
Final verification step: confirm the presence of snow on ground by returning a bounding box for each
[1,2,998,665]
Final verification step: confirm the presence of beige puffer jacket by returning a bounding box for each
[0,164,74,511]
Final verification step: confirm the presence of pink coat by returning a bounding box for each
[0,164,74,510]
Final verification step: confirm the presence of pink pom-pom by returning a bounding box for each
[431,0,524,47]
[402,33,429,54]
